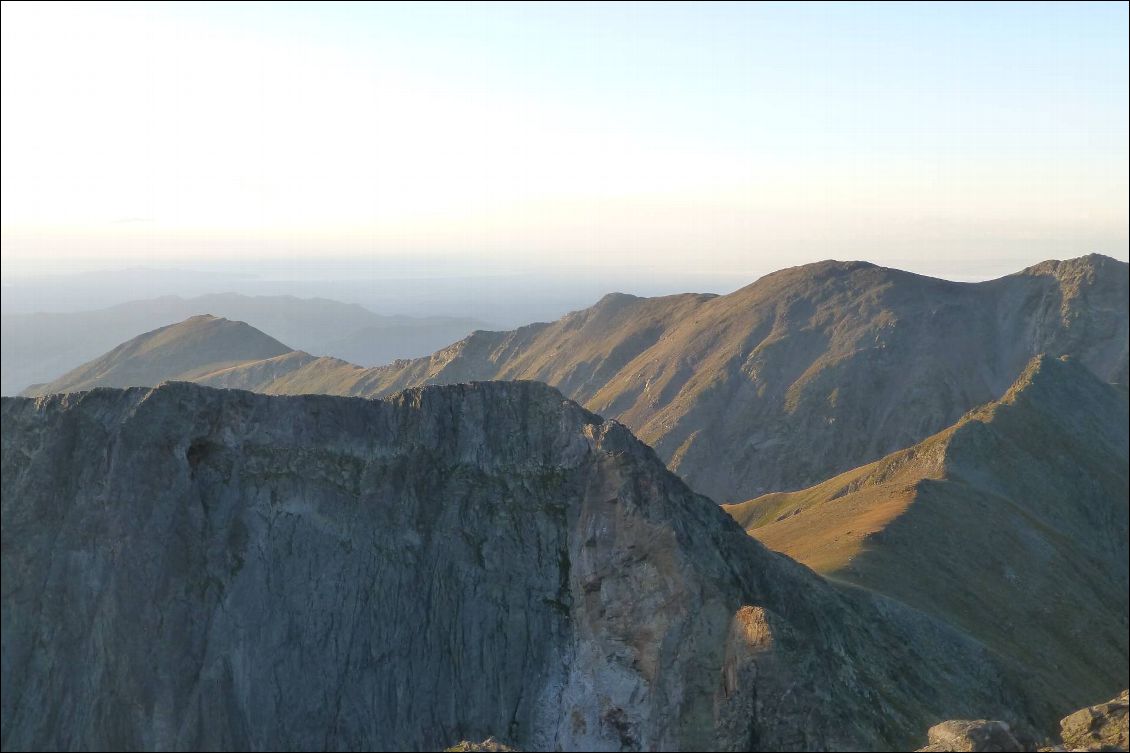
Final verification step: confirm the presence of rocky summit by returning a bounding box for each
[3,381,1037,751]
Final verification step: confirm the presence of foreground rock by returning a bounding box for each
[918,719,1025,752]
[2,382,1037,750]
[1059,690,1129,751]
[917,691,1129,752]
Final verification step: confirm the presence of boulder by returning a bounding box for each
[1059,690,1129,751]
[917,719,1025,752]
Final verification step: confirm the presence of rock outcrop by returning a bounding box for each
[1059,690,1129,751]
[2,381,1038,751]
[915,690,1129,752]
[917,719,1026,752]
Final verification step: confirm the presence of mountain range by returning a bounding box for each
[1,293,489,395]
[23,254,1128,504]
[5,253,1127,751]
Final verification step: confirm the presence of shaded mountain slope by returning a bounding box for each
[2,382,1042,751]
[725,355,1129,716]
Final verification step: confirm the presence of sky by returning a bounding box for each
[1,1,1127,280]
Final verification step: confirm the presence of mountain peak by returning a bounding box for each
[23,315,294,396]
[748,258,882,284]
[1016,252,1128,280]
[594,291,641,306]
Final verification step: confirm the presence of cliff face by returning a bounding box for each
[3,382,1036,751]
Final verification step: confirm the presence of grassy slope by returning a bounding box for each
[724,355,1129,716]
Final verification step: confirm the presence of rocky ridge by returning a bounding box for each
[2,381,1040,751]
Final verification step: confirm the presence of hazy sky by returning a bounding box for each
[2,1,1127,279]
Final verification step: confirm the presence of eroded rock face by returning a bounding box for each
[1059,690,1129,751]
[3,382,1037,750]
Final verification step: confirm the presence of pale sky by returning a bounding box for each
[2,1,1127,279]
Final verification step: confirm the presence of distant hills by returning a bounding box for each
[24,254,1127,504]
[1,293,488,395]
[725,354,1129,715]
[24,315,294,395]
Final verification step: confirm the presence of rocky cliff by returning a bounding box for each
[2,382,1038,751]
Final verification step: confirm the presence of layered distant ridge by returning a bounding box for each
[2,293,487,395]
